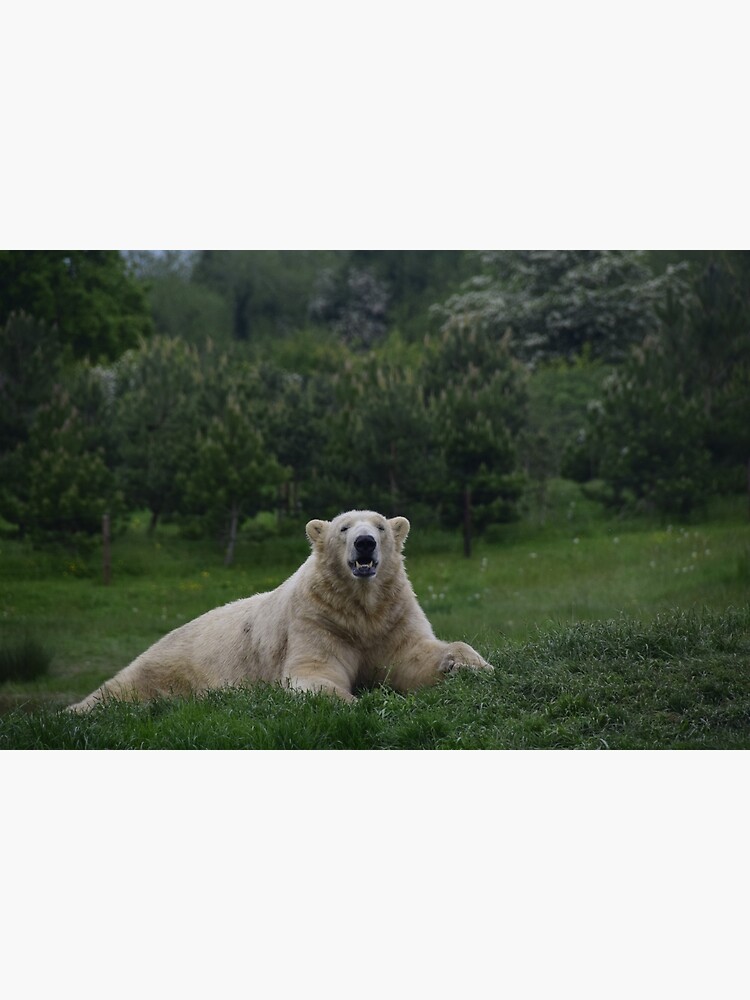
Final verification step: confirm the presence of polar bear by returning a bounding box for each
[69,510,492,711]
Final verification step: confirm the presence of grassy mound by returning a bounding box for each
[2,607,747,750]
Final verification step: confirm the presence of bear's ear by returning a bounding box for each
[306,519,328,547]
[389,516,410,548]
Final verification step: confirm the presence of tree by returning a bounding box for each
[659,252,750,502]
[711,362,750,506]
[0,251,153,360]
[433,251,688,364]
[0,312,65,459]
[193,251,341,343]
[181,365,288,565]
[0,313,122,543]
[125,251,232,346]
[435,373,524,556]
[521,357,611,522]
[114,337,204,532]
[1,368,122,544]
[569,341,712,516]
[322,357,438,517]
[350,251,472,339]
[423,317,527,555]
[563,253,750,517]
[258,364,336,518]
[309,264,390,348]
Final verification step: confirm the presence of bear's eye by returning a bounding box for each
[377,524,385,532]
[340,525,350,533]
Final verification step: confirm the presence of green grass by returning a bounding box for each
[412,517,749,648]
[1,608,748,749]
[1,493,748,747]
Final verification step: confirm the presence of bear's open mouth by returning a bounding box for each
[349,558,378,578]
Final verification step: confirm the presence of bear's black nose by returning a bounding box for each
[354,534,377,556]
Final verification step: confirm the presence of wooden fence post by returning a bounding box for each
[102,513,112,586]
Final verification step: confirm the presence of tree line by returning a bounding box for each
[0,250,748,562]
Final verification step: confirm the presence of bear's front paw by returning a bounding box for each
[439,642,493,675]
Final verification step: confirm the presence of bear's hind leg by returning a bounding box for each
[67,675,143,713]
[68,654,206,712]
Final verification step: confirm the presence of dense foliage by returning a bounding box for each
[1,250,748,557]
[0,251,152,360]
[566,252,750,515]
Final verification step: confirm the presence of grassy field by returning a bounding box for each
[1,492,749,748]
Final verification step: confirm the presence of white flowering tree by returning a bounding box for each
[433,251,689,364]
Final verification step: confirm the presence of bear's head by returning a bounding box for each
[306,510,410,582]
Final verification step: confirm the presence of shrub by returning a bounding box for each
[0,635,52,683]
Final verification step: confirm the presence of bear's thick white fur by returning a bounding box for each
[69,510,492,710]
